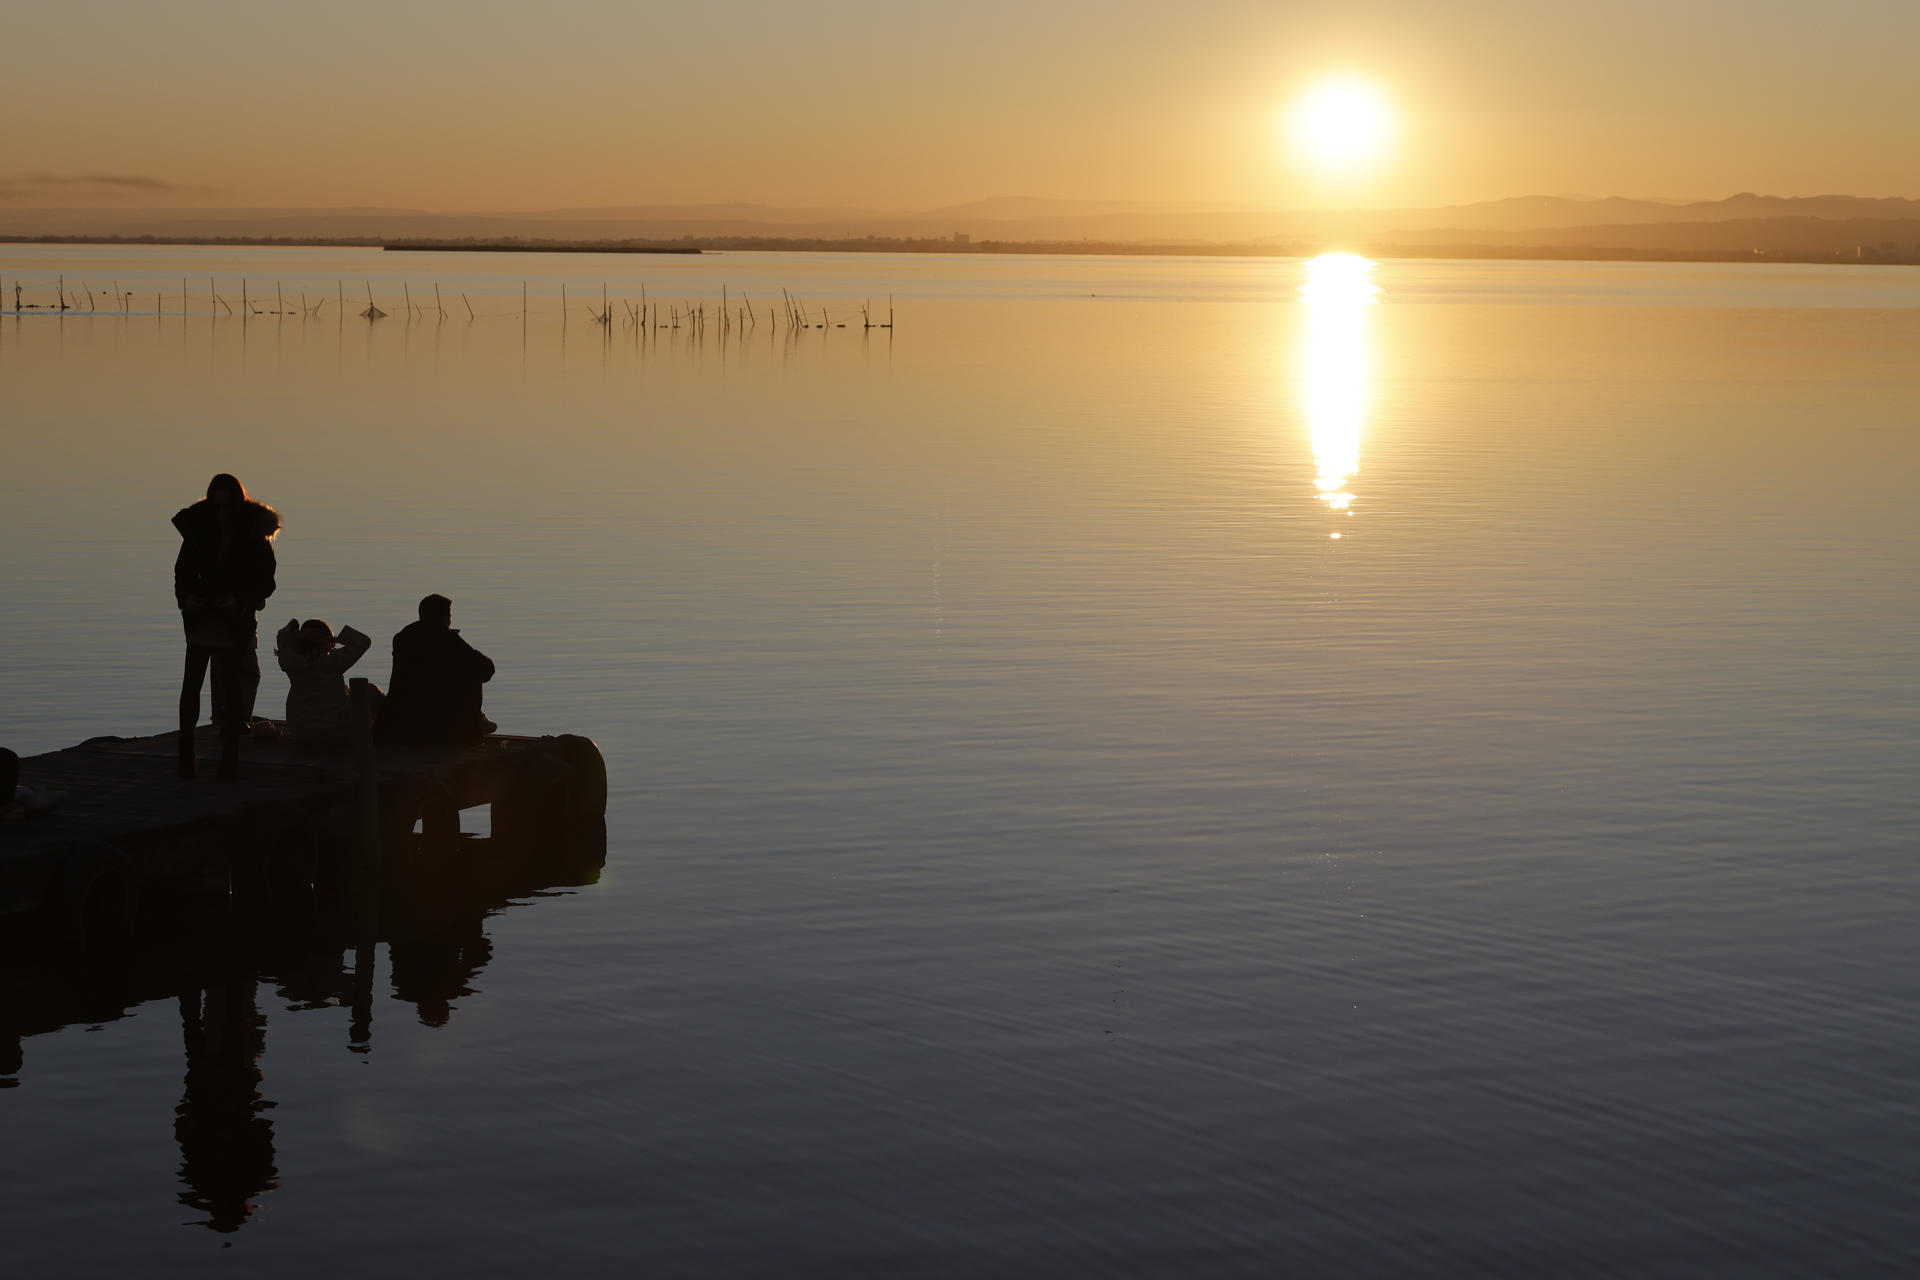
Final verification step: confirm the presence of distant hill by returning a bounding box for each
[4,194,1919,257]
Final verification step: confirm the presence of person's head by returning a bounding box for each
[298,619,336,652]
[205,473,248,506]
[418,594,453,627]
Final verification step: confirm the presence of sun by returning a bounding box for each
[1287,76,1394,175]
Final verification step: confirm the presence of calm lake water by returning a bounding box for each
[2,246,1917,1277]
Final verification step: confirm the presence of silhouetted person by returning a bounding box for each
[174,975,279,1233]
[274,618,377,749]
[1,747,64,820]
[387,895,495,1029]
[174,475,279,778]
[377,594,496,745]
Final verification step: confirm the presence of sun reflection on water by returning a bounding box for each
[1298,253,1378,527]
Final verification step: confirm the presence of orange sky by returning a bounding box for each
[9,0,1919,212]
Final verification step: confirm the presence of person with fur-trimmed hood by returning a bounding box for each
[174,473,279,778]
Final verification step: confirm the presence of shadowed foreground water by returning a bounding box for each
[1,248,1917,1276]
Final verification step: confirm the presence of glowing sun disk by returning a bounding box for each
[1288,77,1394,174]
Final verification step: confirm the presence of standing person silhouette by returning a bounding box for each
[174,474,279,778]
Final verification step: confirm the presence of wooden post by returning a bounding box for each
[349,677,382,921]
[351,679,380,860]
[435,281,446,318]
[347,672,380,1049]
[463,291,475,319]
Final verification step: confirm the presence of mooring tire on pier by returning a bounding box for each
[549,735,608,819]
[55,843,137,946]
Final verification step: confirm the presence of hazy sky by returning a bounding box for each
[9,0,1919,211]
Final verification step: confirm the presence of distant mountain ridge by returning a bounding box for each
[3,194,1918,255]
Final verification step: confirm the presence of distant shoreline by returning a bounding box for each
[385,242,702,255]
[0,233,1912,268]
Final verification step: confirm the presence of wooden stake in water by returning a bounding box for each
[463,291,475,320]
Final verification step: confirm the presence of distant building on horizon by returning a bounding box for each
[952,232,970,246]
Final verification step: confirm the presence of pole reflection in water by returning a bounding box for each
[1298,253,1379,533]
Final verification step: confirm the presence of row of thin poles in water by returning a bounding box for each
[2,273,896,334]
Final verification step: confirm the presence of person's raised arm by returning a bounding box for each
[322,625,373,674]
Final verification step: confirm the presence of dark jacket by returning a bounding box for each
[377,620,495,745]
[173,500,280,647]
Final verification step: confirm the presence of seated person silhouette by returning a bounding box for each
[376,595,497,745]
[274,618,377,749]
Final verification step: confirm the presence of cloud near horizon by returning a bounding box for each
[0,173,221,204]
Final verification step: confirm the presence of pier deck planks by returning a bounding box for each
[1,725,560,920]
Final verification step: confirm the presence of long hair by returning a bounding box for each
[205,473,249,503]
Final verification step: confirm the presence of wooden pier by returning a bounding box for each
[1,718,606,942]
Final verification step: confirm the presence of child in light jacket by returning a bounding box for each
[274,619,378,748]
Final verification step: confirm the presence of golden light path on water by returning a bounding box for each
[1298,253,1379,535]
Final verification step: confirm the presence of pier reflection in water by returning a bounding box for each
[0,819,605,1234]
[1297,252,1379,532]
